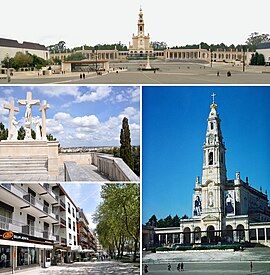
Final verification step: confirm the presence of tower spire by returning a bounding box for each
[211,92,216,104]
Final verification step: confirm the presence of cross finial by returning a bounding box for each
[211,93,216,104]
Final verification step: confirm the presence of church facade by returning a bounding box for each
[153,97,270,247]
[128,8,154,58]
[50,8,254,65]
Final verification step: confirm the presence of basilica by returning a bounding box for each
[151,97,270,247]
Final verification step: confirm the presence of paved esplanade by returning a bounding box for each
[12,261,140,275]
[143,247,270,274]
[1,62,270,84]
[144,262,270,274]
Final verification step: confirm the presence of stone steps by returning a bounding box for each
[0,156,48,175]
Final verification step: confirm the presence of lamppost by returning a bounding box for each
[242,46,246,72]
[94,46,98,72]
[210,47,213,68]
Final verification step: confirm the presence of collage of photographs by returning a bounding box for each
[0,0,270,274]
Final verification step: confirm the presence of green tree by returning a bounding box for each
[11,52,33,70]
[120,117,134,170]
[0,122,8,140]
[146,215,157,227]
[94,184,140,262]
[246,32,270,51]
[17,126,25,140]
[250,52,265,65]
[152,41,168,50]
[46,133,57,141]
[65,52,86,61]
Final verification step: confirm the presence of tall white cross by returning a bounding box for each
[4,98,19,140]
[18,92,40,123]
[211,93,216,104]
[39,100,50,141]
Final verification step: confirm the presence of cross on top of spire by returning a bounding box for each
[211,93,216,104]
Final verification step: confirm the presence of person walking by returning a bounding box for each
[144,264,149,273]
[181,262,184,271]
[250,261,253,273]
[168,263,171,271]
[177,263,180,271]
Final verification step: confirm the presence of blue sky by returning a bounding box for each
[61,183,102,230]
[142,86,270,223]
[0,86,140,147]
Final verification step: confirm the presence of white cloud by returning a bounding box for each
[72,115,100,127]
[35,86,81,98]
[54,112,72,121]
[75,86,112,103]
[46,118,64,134]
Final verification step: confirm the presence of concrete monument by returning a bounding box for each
[0,92,59,181]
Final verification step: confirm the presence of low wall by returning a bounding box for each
[0,140,59,177]
[59,152,92,166]
[90,152,139,182]
[59,152,139,182]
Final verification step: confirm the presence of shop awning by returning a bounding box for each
[0,239,53,249]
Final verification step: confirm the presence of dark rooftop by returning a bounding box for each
[0,38,47,51]
[257,42,270,50]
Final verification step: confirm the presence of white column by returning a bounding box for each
[256,228,259,243]
[265,228,267,243]
[180,233,183,244]
[158,234,161,244]
[165,234,168,244]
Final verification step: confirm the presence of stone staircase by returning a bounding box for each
[0,155,48,176]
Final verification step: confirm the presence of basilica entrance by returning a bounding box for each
[183,227,191,244]
[206,225,215,243]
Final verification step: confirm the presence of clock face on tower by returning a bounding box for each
[208,134,215,144]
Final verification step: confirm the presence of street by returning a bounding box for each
[12,261,140,275]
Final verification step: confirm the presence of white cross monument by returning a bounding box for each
[4,98,19,140]
[39,100,50,141]
[18,92,40,140]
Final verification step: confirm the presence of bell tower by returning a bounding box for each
[137,7,145,36]
[202,93,227,186]
[197,94,227,224]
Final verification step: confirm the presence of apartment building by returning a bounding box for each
[0,183,57,272]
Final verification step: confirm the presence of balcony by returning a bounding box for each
[60,217,66,227]
[0,215,56,241]
[61,237,67,245]
[0,184,56,221]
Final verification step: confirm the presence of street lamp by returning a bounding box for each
[94,46,98,72]
[242,46,246,72]
[209,47,213,68]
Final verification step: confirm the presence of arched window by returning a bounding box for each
[140,26,143,32]
[210,122,214,130]
[209,152,213,165]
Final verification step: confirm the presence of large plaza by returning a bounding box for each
[143,247,270,274]
[0,62,270,84]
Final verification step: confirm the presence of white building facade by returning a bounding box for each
[52,184,79,264]
[0,183,57,272]
[155,99,270,247]
[0,38,49,63]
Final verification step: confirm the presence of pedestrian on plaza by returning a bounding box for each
[83,73,85,79]
[181,262,184,271]
[227,71,231,77]
[217,71,220,76]
[250,261,253,272]
[177,263,180,271]
[80,74,82,79]
[144,264,149,273]
[168,263,171,271]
